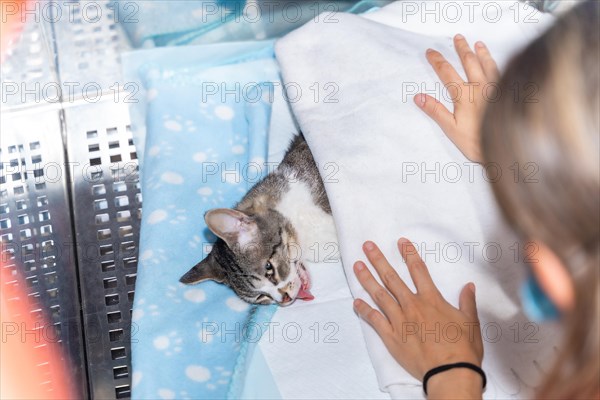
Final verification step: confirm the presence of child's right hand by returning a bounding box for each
[414,34,499,163]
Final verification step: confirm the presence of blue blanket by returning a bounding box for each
[113,0,245,47]
[129,42,280,399]
[113,0,371,48]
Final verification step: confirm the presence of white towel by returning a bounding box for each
[275,1,562,398]
[253,84,387,399]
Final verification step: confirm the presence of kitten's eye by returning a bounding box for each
[265,261,274,274]
[265,262,277,284]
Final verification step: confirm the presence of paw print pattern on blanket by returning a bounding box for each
[162,114,198,133]
[152,331,183,356]
[130,44,280,399]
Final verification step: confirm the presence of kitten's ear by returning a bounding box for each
[204,208,258,248]
[179,256,226,284]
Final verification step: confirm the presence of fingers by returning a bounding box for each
[353,298,394,337]
[414,94,456,133]
[474,41,499,80]
[353,261,403,320]
[363,241,413,304]
[425,48,464,100]
[426,36,497,86]
[397,238,439,297]
[453,34,486,83]
[459,282,479,322]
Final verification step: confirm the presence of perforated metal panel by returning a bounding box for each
[50,3,139,395]
[0,18,58,108]
[1,1,139,398]
[64,99,141,400]
[52,0,131,93]
[0,109,87,398]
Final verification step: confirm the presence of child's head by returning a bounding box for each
[482,1,599,397]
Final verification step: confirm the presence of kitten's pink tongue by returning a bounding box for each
[297,287,314,301]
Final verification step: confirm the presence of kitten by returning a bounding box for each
[180,134,338,306]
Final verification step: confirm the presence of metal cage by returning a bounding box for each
[1,1,139,398]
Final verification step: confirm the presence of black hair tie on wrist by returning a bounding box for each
[423,362,486,395]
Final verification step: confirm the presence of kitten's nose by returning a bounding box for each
[278,289,292,304]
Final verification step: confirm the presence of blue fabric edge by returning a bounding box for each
[227,304,278,399]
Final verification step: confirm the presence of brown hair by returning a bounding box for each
[481,1,599,398]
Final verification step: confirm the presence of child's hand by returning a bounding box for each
[353,239,484,385]
[415,34,499,163]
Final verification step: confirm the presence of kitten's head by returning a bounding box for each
[180,208,313,306]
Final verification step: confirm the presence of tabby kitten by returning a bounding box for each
[180,134,338,305]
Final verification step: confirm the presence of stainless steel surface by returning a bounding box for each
[1,1,138,398]
[0,108,87,398]
[64,99,141,400]
[0,18,58,109]
[52,0,132,95]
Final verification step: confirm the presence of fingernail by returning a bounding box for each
[455,33,464,40]
[355,261,365,271]
[364,241,375,251]
[425,48,434,54]
[469,283,476,294]
[414,94,426,107]
[475,41,485,48]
